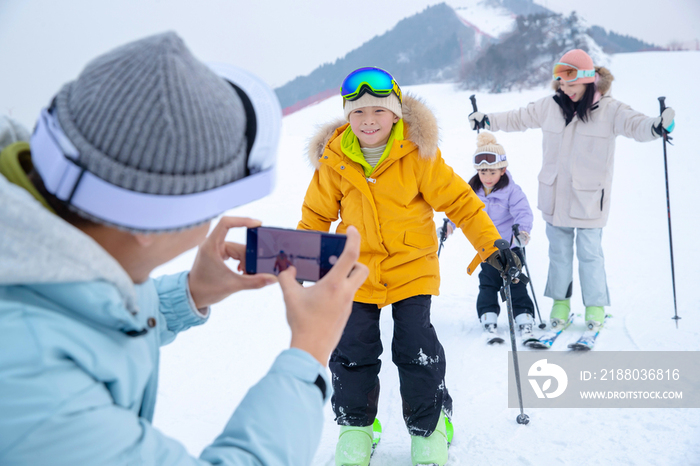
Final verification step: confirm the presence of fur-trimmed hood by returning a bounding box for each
[306,94,439,170]
[551,66,614,96]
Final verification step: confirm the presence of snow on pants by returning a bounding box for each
[329,295,453,437]
[544,222,610,306]
[477,247,534,319]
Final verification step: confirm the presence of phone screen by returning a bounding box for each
[246,227,347,282]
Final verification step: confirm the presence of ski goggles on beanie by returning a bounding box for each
[552,62,595,82]
[340,67,402,104]
[474,152,507,166]
[30,64,281,231]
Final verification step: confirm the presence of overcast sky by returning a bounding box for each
[0,0,698,126]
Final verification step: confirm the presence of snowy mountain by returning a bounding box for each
[152,50,700,465]
[461,11,608,92]
[275,3,473,112]
[276,0,661,113]
[461,10,660,92]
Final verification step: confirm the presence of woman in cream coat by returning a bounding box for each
[468,49,676,332]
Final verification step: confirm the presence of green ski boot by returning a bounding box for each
[410,411,450,466]
[585,306,606,328]
[335,419,381,466]
[550,299,571,328]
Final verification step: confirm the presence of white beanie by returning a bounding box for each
[473,132,507,170]
[343,93,403,120]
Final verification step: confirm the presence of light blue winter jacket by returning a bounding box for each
[0,173,330,465]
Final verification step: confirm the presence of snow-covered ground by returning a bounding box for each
[152,50,700,465]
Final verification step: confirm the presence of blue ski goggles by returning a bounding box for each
[340,67,402,104]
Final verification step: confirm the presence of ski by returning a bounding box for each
[568,315,611,351]
[487,335,505,345]
[519,324,539,347]
[527,313,574,349]
[484,323,504,345]
[521,333,540,347]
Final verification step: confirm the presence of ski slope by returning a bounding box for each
[152,50,700,465]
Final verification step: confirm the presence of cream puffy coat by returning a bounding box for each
[488,68,660,228]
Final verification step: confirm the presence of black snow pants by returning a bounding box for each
[329,294,452,437]
[476,247,534,319]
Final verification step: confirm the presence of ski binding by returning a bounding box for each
[568,315,611,351]
[528,313,574,349]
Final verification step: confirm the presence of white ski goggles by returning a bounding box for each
[474,151,507,167]
[30,63,281,231]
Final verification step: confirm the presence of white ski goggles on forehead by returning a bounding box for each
[30,64,281,231]
[474,151,506,166]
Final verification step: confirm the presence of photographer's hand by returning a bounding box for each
[188,217,277,309]
[278,226,369,366]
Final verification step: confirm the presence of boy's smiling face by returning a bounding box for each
[348,106,400,148]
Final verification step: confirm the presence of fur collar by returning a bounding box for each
[306,94,439,170]
[551,66,614,96]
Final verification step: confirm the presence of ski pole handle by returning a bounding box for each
[470,94,478,113]
[512,223,521,246]
[440,218,450,243]
[658,96,669,141]
[438,218,450,257]
[495,239,512,269]
[469,94,480,133]
[495,239,528,285]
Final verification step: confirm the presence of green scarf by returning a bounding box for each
[340,120,404,177]
[0,142,55,213]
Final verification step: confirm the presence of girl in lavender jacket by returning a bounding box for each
[470,133,535,343]
[443,133,535,343]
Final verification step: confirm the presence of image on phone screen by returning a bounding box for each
[246,227,347,282]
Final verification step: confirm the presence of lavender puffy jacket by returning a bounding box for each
[447,171,533,250]
[473,171,533,248]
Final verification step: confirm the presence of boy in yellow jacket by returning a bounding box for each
[299,67,506,466]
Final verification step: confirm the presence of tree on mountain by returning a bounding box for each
[461,12,589,92]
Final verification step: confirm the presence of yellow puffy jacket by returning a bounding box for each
[298,95,501,307]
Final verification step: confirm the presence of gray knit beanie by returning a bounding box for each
[53,31,247,198]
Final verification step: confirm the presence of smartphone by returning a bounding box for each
[246,226,347,282]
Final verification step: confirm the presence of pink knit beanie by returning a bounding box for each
[556,49,595,84]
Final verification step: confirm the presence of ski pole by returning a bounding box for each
[658,96,680,327]
[512,224,546,329]
[495,239,530,425]
[437,218,450,257]
[469,94,480,134]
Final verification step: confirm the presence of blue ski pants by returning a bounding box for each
[544,223,610,307]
